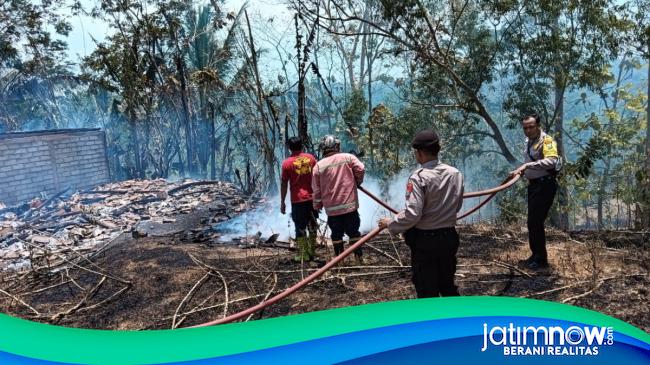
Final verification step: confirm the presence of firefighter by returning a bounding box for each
[378,130,464,298]
[280,137,318,262]
[509,113,560,269]
[312,135,366,264]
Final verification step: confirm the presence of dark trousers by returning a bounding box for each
[527,177,558,263]
[291,201,318,238]
[404,227,460,298]
[327,211,362,257]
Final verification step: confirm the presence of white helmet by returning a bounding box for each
[319,135,340,153]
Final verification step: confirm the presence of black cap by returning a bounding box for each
[411,129,440,149]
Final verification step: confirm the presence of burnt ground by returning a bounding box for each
[0,209,648,332]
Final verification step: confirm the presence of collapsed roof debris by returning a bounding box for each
[0,179,253,271]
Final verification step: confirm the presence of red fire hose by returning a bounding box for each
[457,175,521,219]
[191,174,521,328]
[357,174,521,219]
[191,226,385,327]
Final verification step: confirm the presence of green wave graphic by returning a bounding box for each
[0,297,647,364]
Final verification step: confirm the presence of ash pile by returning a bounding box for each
[0,179,252,271]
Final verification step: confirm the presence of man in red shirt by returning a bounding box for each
[280,137,318,262]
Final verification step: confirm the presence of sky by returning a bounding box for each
[62,0,292,64]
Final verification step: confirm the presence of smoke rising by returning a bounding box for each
[213,172,412,243]
[213,160,506,243]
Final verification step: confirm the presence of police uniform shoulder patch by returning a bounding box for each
[405,173,420,199]
[405,180,414,200]
[542,135,558,158]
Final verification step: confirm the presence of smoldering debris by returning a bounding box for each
[0,179,254,271]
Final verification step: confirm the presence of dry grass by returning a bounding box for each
[0,223,648,332]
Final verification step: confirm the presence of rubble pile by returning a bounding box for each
[0,179,249,271]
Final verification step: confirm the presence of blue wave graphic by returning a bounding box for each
[0,316,647,364]
[170,316,650,364]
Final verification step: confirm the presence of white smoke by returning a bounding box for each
[213,162,506,243]
[212,171,413,243]
[213,198,296,242]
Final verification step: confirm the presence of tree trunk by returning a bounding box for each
[128,117,143,179]
[220,119,232,180]
[473,102,518,163]
[597,60,625,229]
[284,113,290,157]
[597,160,610,230]
[175,54,194,176]
[210,104,216,180]
[296,73,309,145]
[552,81,570,230]
[642,57,650,228]
[245,10,277,193]
[367,35,374,169]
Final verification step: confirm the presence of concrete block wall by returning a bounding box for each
[0,129,110,205]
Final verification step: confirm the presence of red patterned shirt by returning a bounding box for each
[281,152,317,203]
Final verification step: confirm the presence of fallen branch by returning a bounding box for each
[174,287,225,329]
[188,254,230,321]
[364,243,401,265]
[525,273,649,299]
[50,276,106,323]
[172,273,211,329]
[245,273,278,322]
[561,281,605,303]
[0,288,40,315]
[167,181,223,196]
[215,270,229,319]
[491,260,532,278]
[19,279,73,296]
[20,239,130,285]
[77,285,131,313]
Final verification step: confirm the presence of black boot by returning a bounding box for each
[333,241,344,256]
[518,255,535,266]
[527,259,549,269]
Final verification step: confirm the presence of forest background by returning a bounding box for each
[1,0,649,230]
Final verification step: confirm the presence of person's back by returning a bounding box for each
[280,137,318,262]
[411,161,463,230]
[379,129,464,297]
[312,152,364,217]
[312,135,365,261]
[281,151,317,203]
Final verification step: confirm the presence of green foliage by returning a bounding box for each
[565,134,607,180]
[363,104,409,177]
[500,0,628,127]
[340,88,367,140]
[1,0,649,229]
[496,184,526,224]
[0,0,71,73]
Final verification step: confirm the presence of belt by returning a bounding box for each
[409,227,456,237]
[529,175,556,184]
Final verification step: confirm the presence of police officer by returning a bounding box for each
[509,113,559,269]
[378,130,464,298]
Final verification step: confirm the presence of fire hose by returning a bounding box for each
[191,174,521,328]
